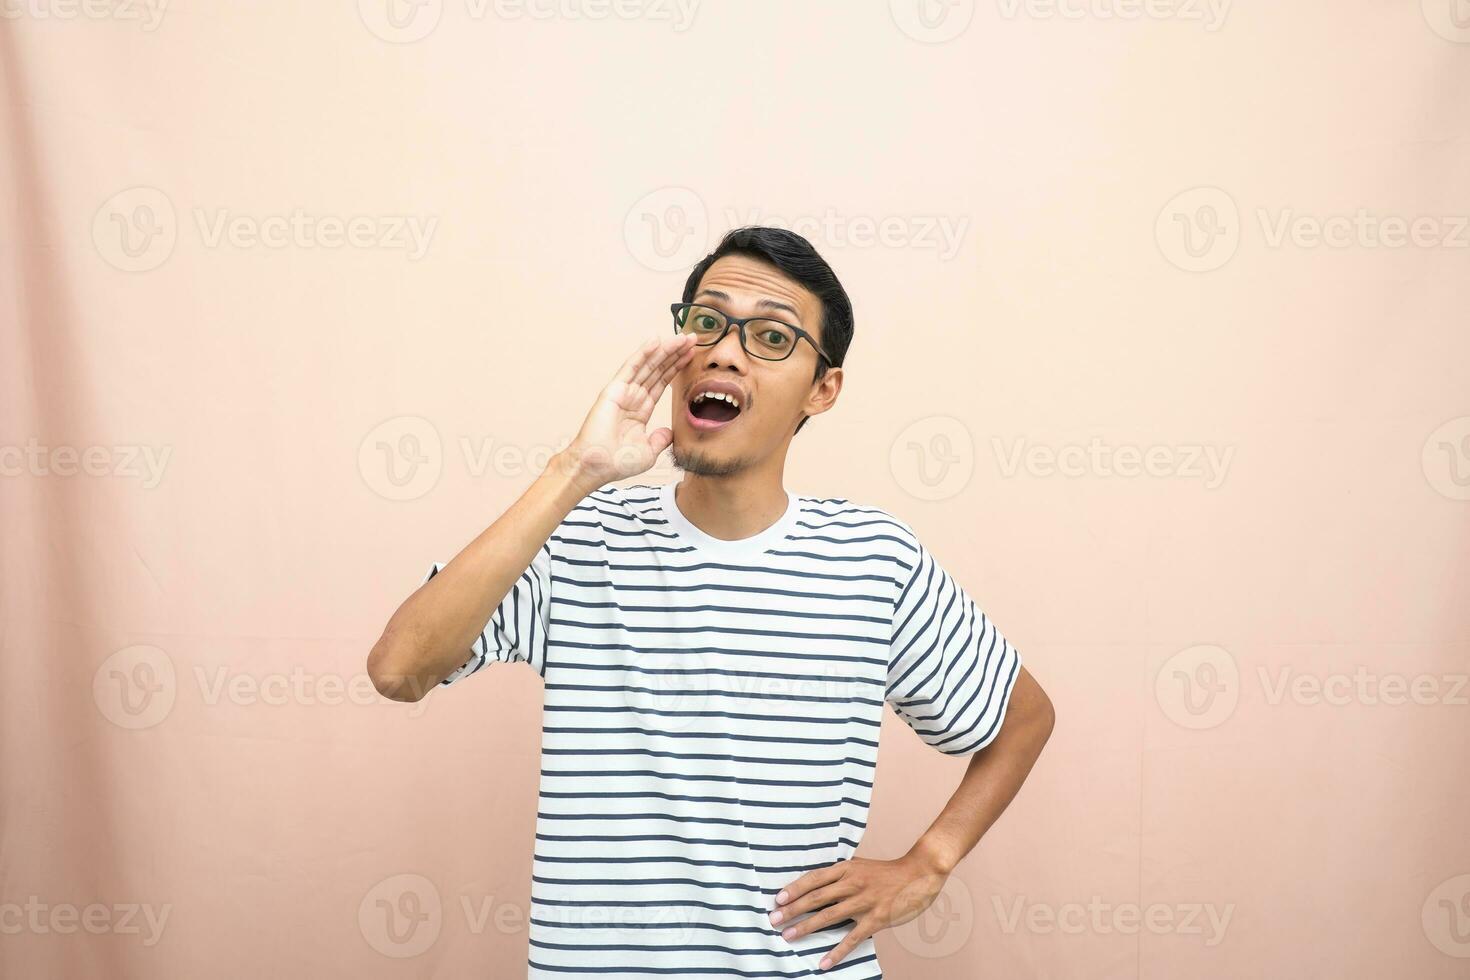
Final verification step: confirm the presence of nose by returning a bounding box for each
[704,323,749,369]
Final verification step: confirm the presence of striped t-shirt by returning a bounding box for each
[422,479,1022,979]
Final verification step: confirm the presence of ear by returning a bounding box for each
[802,366,843,419]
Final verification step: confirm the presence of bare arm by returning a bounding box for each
[768,665,1054,970]
[366,463,593,701]
[366,333,698,702]
[906,664,1055,875]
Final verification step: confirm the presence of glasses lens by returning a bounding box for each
[676,304,728,344]
[745,319,797,360]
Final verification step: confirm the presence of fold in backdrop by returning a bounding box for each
[3,2,1468,977]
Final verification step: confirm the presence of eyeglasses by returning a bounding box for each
[671,302,831,365]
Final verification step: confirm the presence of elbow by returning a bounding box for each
[1010,668,1055,752]
[367,635,429,703]
[1030,685,1056,750]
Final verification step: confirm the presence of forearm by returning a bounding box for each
[906,666,1054,875]
[367,452,597,701]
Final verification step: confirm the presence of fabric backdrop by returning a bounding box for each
[2,1,1468,976]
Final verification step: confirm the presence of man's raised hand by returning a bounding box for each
[560,333,697,489]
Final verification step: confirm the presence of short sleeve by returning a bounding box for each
[886,537,1022,756]
[421,542,552,684]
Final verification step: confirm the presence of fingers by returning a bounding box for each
[646,340,698,407]
[774,879,853,927]
[631,333,695,392]
[774,862,847,911]
[611,335,696,426]
[613,337,661,386]
[782,900,862,950]
[627,335,672,389]
[819,921,874,972]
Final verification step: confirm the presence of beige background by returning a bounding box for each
[3,1,1469,976]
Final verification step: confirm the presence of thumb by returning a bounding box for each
[646,427,674,456]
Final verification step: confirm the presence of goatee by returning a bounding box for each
[670,446,748,477]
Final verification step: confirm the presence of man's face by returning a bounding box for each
[670,254,840,476]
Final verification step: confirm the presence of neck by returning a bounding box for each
[673,459,789,542]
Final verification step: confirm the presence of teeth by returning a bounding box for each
[693,390,741,410]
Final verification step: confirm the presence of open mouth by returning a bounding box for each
[686,389,743,431]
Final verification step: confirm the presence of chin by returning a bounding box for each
[671,445,748,478]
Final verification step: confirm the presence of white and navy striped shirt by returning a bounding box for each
[423,479,1022,978]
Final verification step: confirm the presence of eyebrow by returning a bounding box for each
[693,289,803,324]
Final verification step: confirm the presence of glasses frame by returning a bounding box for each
[670,302,832,366]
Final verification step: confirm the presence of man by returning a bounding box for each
[368,226,1055,977]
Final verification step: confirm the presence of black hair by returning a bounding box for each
[680,225,854,435]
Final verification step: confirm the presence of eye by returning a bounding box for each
[758,328,792,348]
[694,315,721,332]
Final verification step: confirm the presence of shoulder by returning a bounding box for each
[563,480,666,531]
[586,480,663,510]
[792,493,924,574]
